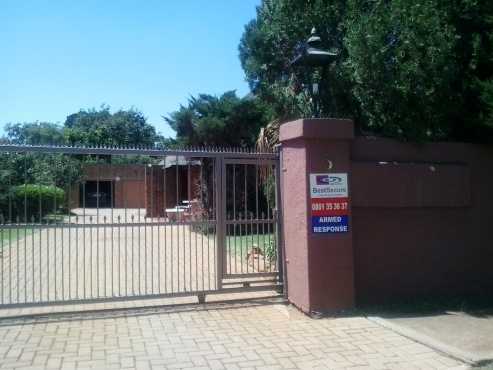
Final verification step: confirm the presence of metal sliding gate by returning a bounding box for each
[0,144,282,308]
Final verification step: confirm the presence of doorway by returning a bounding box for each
[80,180,113,208]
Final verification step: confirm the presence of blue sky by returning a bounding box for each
[0,0,260,138]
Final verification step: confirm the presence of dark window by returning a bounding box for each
[80,181,113,208]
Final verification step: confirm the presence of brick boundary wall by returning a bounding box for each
[351,137,493,306]
[280,118,493,313]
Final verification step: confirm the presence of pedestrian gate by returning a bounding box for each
[0,145,283,308]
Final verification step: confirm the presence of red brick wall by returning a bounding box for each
[115,180,145,208]
[70,164,146,209]
[82,164,145,181]
[350,137,493,305]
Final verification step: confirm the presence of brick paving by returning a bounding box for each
[0,209,273,306]
[0,301,466,369]
[1,209,217,304]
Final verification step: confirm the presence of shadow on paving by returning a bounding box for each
[360,295,493,318]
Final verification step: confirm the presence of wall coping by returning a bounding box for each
[279,118,354,142]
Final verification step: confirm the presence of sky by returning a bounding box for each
[0,0,260,138]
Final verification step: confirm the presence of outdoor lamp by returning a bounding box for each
[290,28,338,118]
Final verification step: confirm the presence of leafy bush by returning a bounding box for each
[6,184,65,222]
[264,238,277,263]
[262,173,276,213]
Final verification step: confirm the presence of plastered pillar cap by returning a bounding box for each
[279,118,354,142]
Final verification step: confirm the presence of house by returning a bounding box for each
[70,164,146,209]
[69,157,203,219]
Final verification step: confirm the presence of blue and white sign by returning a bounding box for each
[311,215,349,233]
[309,172,350,234]
[309,173,348,198]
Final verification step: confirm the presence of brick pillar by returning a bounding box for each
[280,118,355,314]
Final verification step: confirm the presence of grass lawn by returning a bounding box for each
[43,213,70,222]
[0,212,69,247]
[0,227,34,247]
[226,233,275,256]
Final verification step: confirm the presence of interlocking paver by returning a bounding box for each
[0,303,467,369]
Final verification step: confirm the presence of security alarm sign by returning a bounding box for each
[310,173,348,198]
[310,173,349,233]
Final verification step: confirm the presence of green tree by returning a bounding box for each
[240,0,493,142]
[1,106,160,218]
[480,79,493,128]
[239,0,352,121]
[5,122,65,145]
[440,0,493,140]
[165,91,271,147]
[4,106,162,148]
[345,0,457,140]
[2,121,82,189]
[64,105,159,147]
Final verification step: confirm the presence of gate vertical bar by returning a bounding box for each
[215,156,224,290]
[276,145,286,296]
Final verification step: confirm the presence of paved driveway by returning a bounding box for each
[0,302,465,369]
[1,220,217,304]
[0,209,270,306]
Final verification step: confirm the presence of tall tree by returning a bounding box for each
[2,122,83,188]
[5,106,162,148]
[164,91,271,147]
[240,0,493,142]
[5,122,65,145]
[64,105,159,147]
[239,0,352,122]
[345,0,457,140]
[443,0,493,139]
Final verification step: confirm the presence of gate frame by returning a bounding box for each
[0,144,284,309]
[219,157,283,286]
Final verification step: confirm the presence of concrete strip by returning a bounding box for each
[368,315,491,367]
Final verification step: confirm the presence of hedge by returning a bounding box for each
[0,184,65,222]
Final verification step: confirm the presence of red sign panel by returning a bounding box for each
[311,197,349,216]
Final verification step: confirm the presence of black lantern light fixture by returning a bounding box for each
[290,28,338,118]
